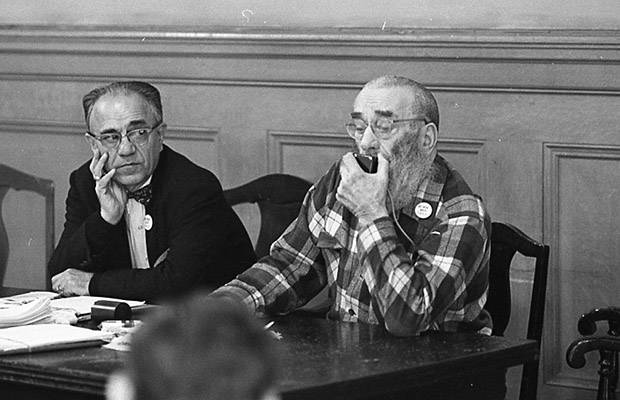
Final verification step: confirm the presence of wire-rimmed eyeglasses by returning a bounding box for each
[345,114,430,140]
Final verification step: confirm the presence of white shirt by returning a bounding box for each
[125,178,152,269]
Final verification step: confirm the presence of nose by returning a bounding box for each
[117,135,136,156]
[358,124,379,154]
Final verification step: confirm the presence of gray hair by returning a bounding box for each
[364,75,439,129]
[82,81,163,130]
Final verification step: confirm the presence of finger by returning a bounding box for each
[340,154,357,177]
[93,152,108,180]
[89,147,100,174]
[339,163,351,183]
[51,274,61,287]
[336,181,351,201]
[97,168,116,188]
[341,152,356,169]
[377,153,389,175]
[335,189,353,212]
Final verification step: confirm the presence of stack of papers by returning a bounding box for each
[0,292,146,327]
[0,324,114,355]
[0,291,57,328]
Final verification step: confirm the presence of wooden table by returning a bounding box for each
[0,288,537,399]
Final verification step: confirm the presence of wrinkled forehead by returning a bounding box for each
[353,87,413,119]
[89,93,157,130]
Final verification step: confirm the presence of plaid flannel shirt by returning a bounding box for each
[216,154,492,336]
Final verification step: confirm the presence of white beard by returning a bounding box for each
[387,134,434,211]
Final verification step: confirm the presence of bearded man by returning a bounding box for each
[213,75,492,337]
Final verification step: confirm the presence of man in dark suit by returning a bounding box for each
[49,81,256,301]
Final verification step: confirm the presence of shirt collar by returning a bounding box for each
[136,176,152,190]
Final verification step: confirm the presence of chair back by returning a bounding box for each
[0,164,55,288]
[223,174,312,259]
[485,222,550,400]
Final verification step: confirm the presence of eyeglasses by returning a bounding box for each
[345,114,430,140]
[86,122,163,149]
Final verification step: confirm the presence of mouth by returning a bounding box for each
[115,163,141,172]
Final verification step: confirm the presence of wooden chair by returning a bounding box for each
[566,307,620,400]
[0,164,55,288]
[223,174,312,259]
[485,222,550,400]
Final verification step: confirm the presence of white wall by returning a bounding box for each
[0,0,619,29]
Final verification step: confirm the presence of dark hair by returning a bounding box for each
[128,293,279,400]
[82,81,163,130]
[364,75,439,129]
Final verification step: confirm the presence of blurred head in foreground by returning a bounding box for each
[106,294,280,400]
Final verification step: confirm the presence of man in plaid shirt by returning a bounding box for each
[214,75,492,337]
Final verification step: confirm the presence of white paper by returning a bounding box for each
[0,295,53,328]
[0,324,114,354]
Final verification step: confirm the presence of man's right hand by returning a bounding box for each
[90,148,127,225]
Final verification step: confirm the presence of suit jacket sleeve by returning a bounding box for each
[87,173,250,301]
[48,168,129,277]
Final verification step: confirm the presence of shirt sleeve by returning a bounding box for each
[357,195,491,336]
[212,185,328,315]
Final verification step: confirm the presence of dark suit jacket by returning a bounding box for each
[48,145,256,301]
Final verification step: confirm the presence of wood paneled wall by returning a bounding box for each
[0,26,618,399]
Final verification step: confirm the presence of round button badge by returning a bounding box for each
[144,215,153,231]
[414,202,433,219]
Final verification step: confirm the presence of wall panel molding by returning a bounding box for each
[543,143,620,391]
[0,118,218,142]
[0,26,618,60]
[268,131,487,192]
[0,120,220,174]
[1,73,618,96]
[0,119,84,135]
[437,138,487,198]
[268,130,351,175]
[164,125,220,175]
[0,25,618,94]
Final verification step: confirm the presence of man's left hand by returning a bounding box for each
[337,152,390,226]
[51,269,93,296]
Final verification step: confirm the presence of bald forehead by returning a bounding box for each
[89,92,157,131]
[353,87,414,119]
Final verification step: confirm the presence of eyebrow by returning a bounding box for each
[98,119,150,135]
[350,110,395,119]
[374,110,394,117]
[350,112,363,119]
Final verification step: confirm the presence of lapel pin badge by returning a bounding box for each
[414,202,433,220]
[144,214,153,231]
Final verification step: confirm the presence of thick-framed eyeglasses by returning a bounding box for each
[345,114,430,140]
[86,121,164,149]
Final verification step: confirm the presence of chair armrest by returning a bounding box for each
[566,337,620,369]
[578,307,620,336]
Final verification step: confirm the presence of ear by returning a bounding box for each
[157,123,166,149]
[419,122,438,154]
[84,133,99,152]
[106,372,135,400]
